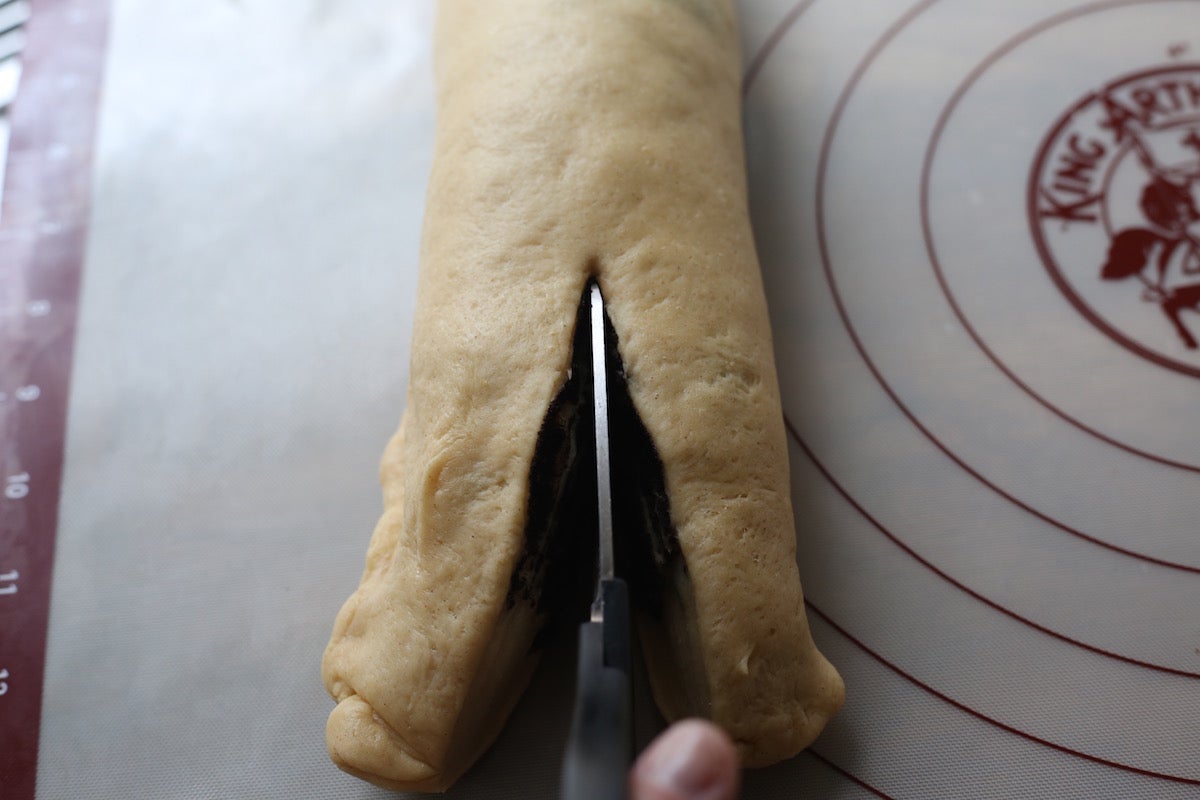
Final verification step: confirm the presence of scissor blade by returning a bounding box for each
[589,282,614,619]
[561,281,633,800]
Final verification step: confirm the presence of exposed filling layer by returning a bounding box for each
[506,294,598,641]
[506,284,708,715]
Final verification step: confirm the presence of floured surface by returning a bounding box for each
[34,0,1200,798]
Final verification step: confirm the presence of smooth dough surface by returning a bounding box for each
[322,0,845,791]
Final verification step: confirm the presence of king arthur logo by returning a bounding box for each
[1030,64,1200,376]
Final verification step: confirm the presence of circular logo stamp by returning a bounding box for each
[1030,64,1200,377]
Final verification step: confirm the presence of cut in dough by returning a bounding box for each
[321,0,845,791]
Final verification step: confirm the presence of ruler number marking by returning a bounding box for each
[5,472,29,499]
[0,386,39,403]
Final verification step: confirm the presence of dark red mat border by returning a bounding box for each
[0,1,110,798]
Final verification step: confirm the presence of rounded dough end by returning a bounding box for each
[326,694,451,793]
[734,653,845,767]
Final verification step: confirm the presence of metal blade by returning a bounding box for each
[589,281,614,621]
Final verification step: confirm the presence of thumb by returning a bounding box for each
[629,719,740,800]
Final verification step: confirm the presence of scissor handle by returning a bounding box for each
[561,578,633,800]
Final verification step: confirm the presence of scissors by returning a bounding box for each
[560,281,635,800]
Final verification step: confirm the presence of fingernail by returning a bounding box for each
[635,721,735,800]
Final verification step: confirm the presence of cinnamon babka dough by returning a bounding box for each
[321,0,844,791]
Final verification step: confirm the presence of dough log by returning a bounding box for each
[321,0,844,791]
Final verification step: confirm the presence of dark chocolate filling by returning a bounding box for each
[506,283,687,645]
[604,308,683,620]
[506,295,598,636]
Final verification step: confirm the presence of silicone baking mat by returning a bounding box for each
[7,0,1200,798]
